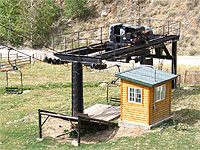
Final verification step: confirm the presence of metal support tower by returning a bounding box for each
[72,62,83,116]
[172,41,177,89]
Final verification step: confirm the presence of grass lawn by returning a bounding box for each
[0,62,200,150]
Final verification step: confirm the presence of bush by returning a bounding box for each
[0,0,26,46]
[64,0,91,19]
[189,49,197,56]
[137,0,148,4]
[168,11,176,17]
[186,0,199,10]
[153,0,169,6]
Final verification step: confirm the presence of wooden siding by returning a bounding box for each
[121,79,150,125]
[121,79,172,126]
[149,81,172,125]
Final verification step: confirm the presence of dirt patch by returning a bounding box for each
[80,126,148,144]
[43,118,71,139]
[23,113,37,122]
[42,118,149,145]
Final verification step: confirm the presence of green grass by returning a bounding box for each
[0,62,200,149]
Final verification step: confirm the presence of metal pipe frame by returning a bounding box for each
[38,109,117,146]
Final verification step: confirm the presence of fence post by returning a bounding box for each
[163,25,165,35]
[17,53,19,60]
[184,70,187,83]
[29,56,32,64]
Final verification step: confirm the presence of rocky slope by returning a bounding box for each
[64,0,200,56]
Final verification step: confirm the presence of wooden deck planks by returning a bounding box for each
[84,104,121,121]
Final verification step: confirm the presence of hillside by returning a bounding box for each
[63,0,200,56]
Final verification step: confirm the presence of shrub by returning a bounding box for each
[189,49,197,56]
[186,0,199,10]
[168,11,176,17]
[153,0,169,6]
[137,0,148,4]
[64,0,91,19]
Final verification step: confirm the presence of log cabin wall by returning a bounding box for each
[149,81,172,125]
[121,79,172,126]
[120,79,150,125]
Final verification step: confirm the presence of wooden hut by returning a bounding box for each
[115,66,178,129]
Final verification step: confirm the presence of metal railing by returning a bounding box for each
[52,19,181,53]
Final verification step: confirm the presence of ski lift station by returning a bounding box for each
[0,19,181,145]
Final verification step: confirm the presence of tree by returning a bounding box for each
[0,0,26,46]
[29,0,61,48]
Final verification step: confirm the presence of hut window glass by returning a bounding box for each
[128,87,142,104]
[156,84,166,102]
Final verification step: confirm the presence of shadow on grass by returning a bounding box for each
[175,109,200,125]
[154,86,200,129]
[151,108,200,131]
[172,85,200,100]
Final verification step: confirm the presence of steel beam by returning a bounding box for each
[147,54,172,59]
[54,53,102,64]
[172,41,177,89]
[162,45,171,58]
[97,35,179,59]
[55,35,179,64]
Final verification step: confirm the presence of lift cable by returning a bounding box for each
[105,64,121,84]
[0,23,56,54]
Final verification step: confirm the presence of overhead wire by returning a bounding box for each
[1,44,45,63]
[0,22,56,54]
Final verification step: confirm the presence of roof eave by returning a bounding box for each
[116,74,154,87]
[116,74,178,88]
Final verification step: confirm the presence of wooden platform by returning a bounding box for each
[84,104,121,121]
